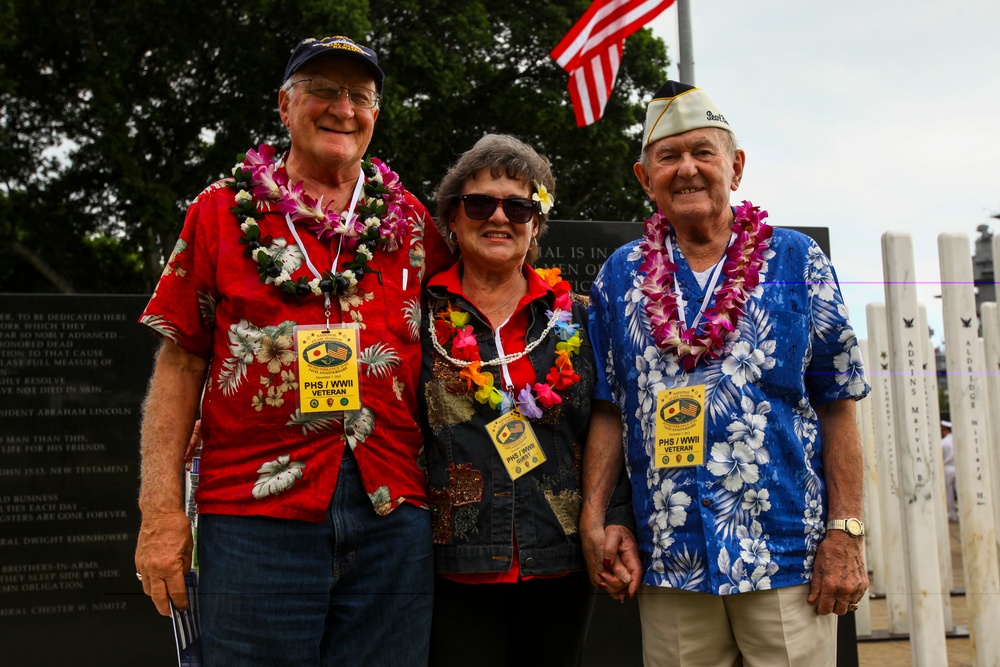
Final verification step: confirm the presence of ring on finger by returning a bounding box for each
[847,602,859,612]
[136,572,143,581]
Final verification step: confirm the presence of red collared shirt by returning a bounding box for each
[141,173,451,522]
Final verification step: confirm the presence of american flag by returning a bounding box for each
[327,345,350,361]
[680,401,699,417]
[551,0,675,127]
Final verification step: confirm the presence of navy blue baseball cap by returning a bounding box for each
[283,36,385,93]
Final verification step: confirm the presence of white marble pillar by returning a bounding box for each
[881,232,947,665]
[920,305,955,628]
[865,303,909,632]
[857,339,887,598]
[939,232,1000,666]
[991,229,1000,550]
[978,338,994,475]
[982,302,1000,551]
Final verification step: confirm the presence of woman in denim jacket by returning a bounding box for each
[419,134,633,667]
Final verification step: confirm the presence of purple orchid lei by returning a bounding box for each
[638,200,772,371]
[227,143,412,299]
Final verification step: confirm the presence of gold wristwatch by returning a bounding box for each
[826,518,865,537]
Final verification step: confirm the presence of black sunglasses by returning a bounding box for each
[459,194,538,224]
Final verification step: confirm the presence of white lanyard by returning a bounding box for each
[493,315,516,411]
[283,170,366,322]
[665,231,736,332]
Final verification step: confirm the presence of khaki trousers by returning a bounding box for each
[638,584,837,667]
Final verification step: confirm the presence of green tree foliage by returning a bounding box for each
[0,0,668,294]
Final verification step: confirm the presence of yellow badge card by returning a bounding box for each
[654,385,706,468]
[295,325,361,414]
[486,412,546,481]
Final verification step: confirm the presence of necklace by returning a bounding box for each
[476,278,526,317]
[228,143,411,300]
[638,200,772,370]
[430,267,582,418]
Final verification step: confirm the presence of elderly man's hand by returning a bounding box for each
[807,530,868,615]
[135,509,194,616]
[601,525,642,601]
[582,520,642,601]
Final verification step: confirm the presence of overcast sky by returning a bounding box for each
[644,0,999,348]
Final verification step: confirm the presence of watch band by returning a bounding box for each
[826,518,865,536]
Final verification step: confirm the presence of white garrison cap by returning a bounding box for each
[642,81,733,149]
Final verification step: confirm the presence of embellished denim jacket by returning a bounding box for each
[420,282,599,577]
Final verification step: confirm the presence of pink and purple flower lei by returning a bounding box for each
[227,143,412,299]
[638,200,772,371]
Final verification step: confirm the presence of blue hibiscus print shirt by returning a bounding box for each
[588,226,869,594]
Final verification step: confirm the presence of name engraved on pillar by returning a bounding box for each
[901,333,933,500]
[962,338,988,503]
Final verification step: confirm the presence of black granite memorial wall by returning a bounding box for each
[0,295,174,666]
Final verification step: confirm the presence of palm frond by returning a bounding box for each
[358,342,401,379]
[285,409,341,435]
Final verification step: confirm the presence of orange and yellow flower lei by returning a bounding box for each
[431,268,582,418]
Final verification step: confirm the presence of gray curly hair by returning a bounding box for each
[434,134,555,265]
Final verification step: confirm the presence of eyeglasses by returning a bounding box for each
[289,77,381,109]
[459,194,538,224]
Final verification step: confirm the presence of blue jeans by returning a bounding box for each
[198,450,434,666]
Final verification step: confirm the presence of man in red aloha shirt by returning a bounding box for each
[133,36,450,666]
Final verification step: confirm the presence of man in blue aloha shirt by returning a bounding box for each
[580,81,871,667]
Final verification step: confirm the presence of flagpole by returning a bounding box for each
[677,0,695,84]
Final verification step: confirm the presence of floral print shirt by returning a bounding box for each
[140,171,451,522]
[588,226,869,593]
